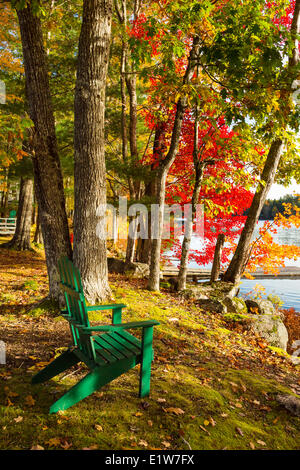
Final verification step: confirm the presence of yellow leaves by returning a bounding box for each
[24,395,35,407]
[94,424,103,432]
[13,416,23,423]
[235,402,243,409]
[162,440,171,448]
[44,437,73,450]
[247,207,300,275]
[138,439,148,448]
[244,272,255,280]
[56,413,70,425]
[208,416,216,427]
[4,386,18,398]
[203,416,216,427]
[31,445,45,451]
[5,398,13,407]
[157,397,167,403]
[163,407,185,415]
[45,437,61,448]
[257,439,267,446]
[60,440,72,450]
[199,424,210,435]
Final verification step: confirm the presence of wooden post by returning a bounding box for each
[210,234,225,283]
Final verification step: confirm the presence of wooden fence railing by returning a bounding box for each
[0,218,16,236]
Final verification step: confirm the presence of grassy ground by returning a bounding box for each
[0,246,300,450]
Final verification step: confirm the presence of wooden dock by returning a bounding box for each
[162,266,300,281]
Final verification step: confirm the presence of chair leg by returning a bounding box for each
[49,357,136,414]
[32,349,80,385]
[139,327,153,398]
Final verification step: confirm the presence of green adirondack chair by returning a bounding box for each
[32,257,160,414]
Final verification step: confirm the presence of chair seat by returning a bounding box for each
[92,330,142,366]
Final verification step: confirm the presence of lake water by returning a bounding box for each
[165,221,300,310]
[239,222,300,310]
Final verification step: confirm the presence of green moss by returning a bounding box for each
[1,279,299,450]
[223,313,250,323]
[22,280,40,292]
[0,292,17,303]
[267,346,290,358]
[27,299,60,318]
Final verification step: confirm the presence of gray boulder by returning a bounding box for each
[276,394,300,417]
[249,313,288,351]
[107,257,126,273]
[107,258,149,278]
[196,298,227,314]
[223,296,248,314]
[126,262,149,278]
[246,299,275,315]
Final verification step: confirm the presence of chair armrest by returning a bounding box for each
[113,320,160,330]
[81,320,159,333]
[86,303,126,325]
[80,325,114,333]
[86,304,126,312]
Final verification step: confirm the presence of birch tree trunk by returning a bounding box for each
[148,36,201,291]
[16,2,72,299]
[73,0,113,303]
[177,100,205,291]
[114,0,142,263]
[224,0,300,284]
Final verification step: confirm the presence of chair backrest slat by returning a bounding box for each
[58,257,94,361]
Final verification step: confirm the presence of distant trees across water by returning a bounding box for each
[258,195,300,220]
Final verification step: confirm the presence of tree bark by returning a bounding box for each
[135,174,156,264]
[34,206,43,244]
[73,0,113,303]
[1,177,33,251]
[223,0,300,284]
[16,3,72,299]
[210,233,225,283]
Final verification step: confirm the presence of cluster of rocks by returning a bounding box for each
[182,282,289,352]
[107,259,290,353]
[107,258,149,278]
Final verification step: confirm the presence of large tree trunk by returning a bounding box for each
[223,139,284,283]
[210,233,225,283]
[2,177,33,251]
[73,0,112,303]
[135,175,156,264]
[16,3,72,299]
[223,1,300,284]
[177,169,204,291]
[148,169,167,291]
[34,206,43,245]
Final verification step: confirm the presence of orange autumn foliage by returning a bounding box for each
[244,199,300,278]
[0,3,23,73]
